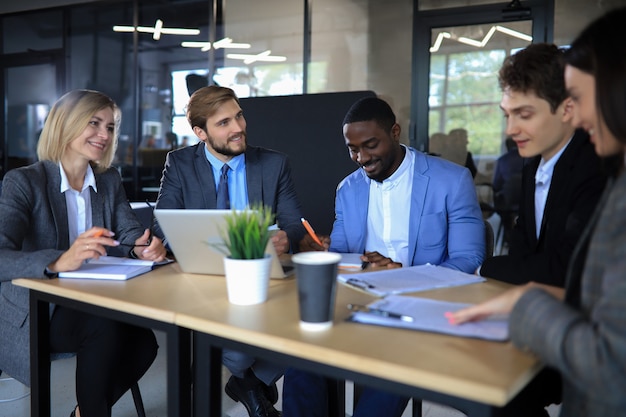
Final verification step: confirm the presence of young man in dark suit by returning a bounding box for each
[156,86,306,417]
[478,43,612,417]
[479,43,610,288]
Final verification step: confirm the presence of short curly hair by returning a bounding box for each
[498,43,568,113]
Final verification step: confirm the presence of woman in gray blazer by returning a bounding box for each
[0,90,167,417]
[449,8,626,417]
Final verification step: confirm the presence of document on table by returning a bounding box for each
[348,295,509,342]
[338,263,485,297]
[58,256,155,280]
[338,253,365,270]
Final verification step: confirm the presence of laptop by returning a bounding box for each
[154,209,294,279]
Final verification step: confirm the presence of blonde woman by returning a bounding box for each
[0,89,166,417]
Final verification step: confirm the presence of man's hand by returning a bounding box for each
[298,233,330,252]
[271,230,291,256]
[363,251,402,269]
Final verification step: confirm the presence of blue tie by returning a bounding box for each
[216,164,230,209]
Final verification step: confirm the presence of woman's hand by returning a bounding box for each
[445,282,565,325]
[47,227,116,273]
[131,229,167,262]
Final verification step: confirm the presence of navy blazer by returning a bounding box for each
[480,130,609,286]
[0,161,145,385]
[156,143,306,246]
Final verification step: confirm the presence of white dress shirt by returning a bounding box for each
[534,138,571,238]
[365,145,414,266]
[60,163,97,245]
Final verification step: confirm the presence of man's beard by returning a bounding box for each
[206,132,247,157]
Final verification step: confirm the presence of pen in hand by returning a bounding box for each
[361,250,369,270]
[301,217,325,248]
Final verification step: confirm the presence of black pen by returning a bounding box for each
[348,303,414,322]
[345,278,375,291]
[361,250,369,270]
[145,200,154,245]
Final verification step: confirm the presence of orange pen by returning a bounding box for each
[93,230,104,238]
[300,218,324,247]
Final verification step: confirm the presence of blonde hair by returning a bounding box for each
[186,86,240,131]
[37,89,121,171]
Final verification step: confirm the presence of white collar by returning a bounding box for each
[59,163,97,193]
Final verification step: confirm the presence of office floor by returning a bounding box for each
[0,330,561,417]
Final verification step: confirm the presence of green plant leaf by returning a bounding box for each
[218,203,274,259]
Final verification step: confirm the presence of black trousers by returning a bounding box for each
[49,306,158,417]
[497,367,562,417]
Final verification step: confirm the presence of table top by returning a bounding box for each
[13,263,541,407]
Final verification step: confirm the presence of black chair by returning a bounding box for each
[484,219,495,259]
[492,172,521,254]
[0,355,146,416]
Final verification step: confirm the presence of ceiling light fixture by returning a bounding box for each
[227,50,287,65]
[181,37,251,51]
[113,19,200,40]
[430,25,532,52]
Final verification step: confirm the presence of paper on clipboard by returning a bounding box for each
[338,263,485,297]
[348,295,509,342]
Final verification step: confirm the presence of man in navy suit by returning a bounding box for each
[285,96,485,417]
[157,86,306,417]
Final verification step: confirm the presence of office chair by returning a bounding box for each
[484,219,495,259]
[0,370,30,404]
[0,362,146,416]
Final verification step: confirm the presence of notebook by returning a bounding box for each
[58,256,154,280]
[154,209,294,279]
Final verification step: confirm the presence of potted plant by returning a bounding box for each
[218,204,274,305]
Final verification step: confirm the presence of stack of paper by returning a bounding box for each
[58,256,155,280]
[338,263,485,296]
[338,253,365,270]
[349,295,509,341]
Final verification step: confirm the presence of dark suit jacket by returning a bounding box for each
[0,161,145,385]
[156,143,305,246]
[480,130,609,286]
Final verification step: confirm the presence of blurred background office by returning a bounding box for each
[0,0,623,220]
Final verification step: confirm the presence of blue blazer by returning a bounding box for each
[156,143,306,246]
[329,147,485,273]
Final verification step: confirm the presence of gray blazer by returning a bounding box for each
[510,170,626,417]
[156,143,306,246]
[0,161,145,385]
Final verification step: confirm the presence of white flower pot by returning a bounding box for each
[223,255,272,305]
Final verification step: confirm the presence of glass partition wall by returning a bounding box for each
[1,0,620,200]
[1,0,413,200]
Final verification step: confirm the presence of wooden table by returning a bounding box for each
[13,263,198,417]
[173,271,542,417]
[14,264,542,417]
